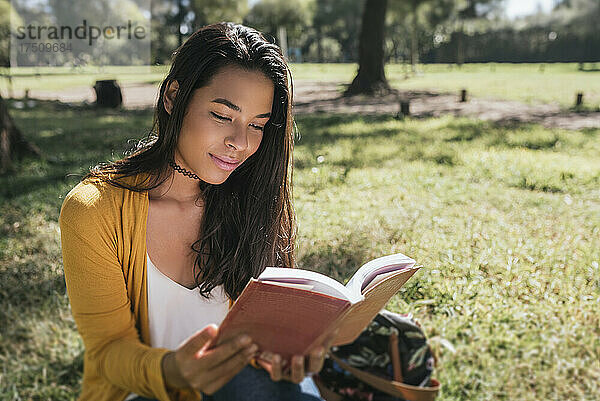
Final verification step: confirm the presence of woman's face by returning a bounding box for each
[172,65,274,185]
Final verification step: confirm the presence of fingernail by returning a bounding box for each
[238,335,251,346]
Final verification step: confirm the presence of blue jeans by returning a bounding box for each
[129,366,324,401]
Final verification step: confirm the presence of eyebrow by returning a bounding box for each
[211,98,271,118]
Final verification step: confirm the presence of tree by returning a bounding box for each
[546,0,600,65]
[387,0,456,69]
[347,0,505,95]
[0,0,21,67]
[44,0,149,66]
[344,0,390,96]
[443,0,503,65]
[0,95,40,173]
[312,0,363,62]
[150,0,184,63]
[190,0,249,29]
[243,0,313,55]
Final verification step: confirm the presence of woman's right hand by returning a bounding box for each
[161,324,257,395]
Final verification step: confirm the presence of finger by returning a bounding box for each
[180,324,218,355]
[307,346,325,374]
[262,352,282,382]
[290,355,304,384]
[201,343,258,395]
[199,334,254,367]
[256,358,273,375]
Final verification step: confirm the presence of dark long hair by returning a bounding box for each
[86,22,296,300]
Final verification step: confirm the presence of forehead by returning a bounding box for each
[199,65,274,112]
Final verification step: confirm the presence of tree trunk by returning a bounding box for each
[316,24,323,63]
[0,94,40,173]
[410,8,418,73]
[344,0,390,96]
[456,24,465,66]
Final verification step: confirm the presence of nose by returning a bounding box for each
[224,123,249,151]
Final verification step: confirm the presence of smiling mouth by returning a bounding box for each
[210,154,241,171]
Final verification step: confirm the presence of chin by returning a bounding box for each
[203,172,232,185]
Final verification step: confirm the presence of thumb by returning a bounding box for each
[180,324,218,354]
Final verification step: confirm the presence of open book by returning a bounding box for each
[212,253,420,363]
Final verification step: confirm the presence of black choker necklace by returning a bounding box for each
[169,161,201,181]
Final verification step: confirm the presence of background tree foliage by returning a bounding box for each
[424,0,600,63]
[0,0,19,67]
[1,0,599,66]
[190,0,248,30]
[243,0,313,57]
[312,0,363,62]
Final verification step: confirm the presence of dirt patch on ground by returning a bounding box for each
[12,80,600,131]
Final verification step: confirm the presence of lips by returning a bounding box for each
[210,154,241,171]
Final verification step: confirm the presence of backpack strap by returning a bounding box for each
[329,354,441,401]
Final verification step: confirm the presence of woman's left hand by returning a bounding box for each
[256,330,338,384]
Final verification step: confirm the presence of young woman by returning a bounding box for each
[59,22,332,401]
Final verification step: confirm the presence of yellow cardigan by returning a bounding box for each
[59,173,209,401]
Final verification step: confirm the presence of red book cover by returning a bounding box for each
[213,280,351,362]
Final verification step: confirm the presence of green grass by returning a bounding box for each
[2,63,599,109]
[290,62,600,109]
[1,101,599,400]
[387,63,600,110]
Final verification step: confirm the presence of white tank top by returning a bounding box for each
[125,254,230,400]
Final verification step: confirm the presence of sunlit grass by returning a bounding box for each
[290,62,600,109]
[387,63,600,109]
[0,102,599,400]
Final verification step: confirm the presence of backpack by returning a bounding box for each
[314,310,441,401]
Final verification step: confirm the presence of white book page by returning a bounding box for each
[344,253,416,295]
[258,267,362,303]
[361,270,399,293]
[259,281,315,291]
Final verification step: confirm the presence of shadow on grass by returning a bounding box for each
[295,113,401,146]
[443,120,488,142]
[0,171,74,199]
[0,260,66,321]
[4,103,593,204]
[1,100,154,201]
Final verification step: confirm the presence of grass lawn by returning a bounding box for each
[2,63,599,109]
[387,63,600,110]
[289,62,600,109]
[0,101,598,400]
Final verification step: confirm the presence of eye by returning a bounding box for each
[210,112,231,122]
[250,124,265,132]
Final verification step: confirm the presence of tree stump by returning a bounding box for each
[93,80,123,108]
[395,99,410,120]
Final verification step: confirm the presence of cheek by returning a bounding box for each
[178,118,212,148]
[249,133,263,156]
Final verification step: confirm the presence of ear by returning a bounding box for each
[163,80,179,115]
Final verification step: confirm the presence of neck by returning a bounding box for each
[149,157,203,204]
